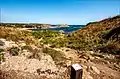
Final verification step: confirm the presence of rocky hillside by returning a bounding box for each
[65,15,120,78]
[0,27,68,79]
[1,38,120,79]
[48,15,120,51]
[47,15,120,79]
[0,29,101,79]
[66,15,120,51]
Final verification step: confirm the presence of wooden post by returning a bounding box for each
[70,64,83,79]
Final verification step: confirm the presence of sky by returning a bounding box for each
[0,0,120,24]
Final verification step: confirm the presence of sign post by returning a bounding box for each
[70,63,83,79]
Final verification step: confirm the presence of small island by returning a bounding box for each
[57,24,69,27]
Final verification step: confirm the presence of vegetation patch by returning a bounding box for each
[0,48,4,52]
[21,45,30,50]
[0,27,36,44]
[8,47,19,56]
[0,53,4,62]
[51,15,120,53]
[42,47,67,65]
[32,30,63,44]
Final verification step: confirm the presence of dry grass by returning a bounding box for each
[0,27,37,45]
[65,15,120,51]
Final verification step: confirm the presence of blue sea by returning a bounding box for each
[32,25,84,34]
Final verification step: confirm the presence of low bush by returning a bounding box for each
[8,47,19,56]
[0,27,36,45]
[32,30,64,45]
[0,53,4,62]
[0,48,4,52]
[42,47,67,65]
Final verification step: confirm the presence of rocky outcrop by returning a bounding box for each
[0,55,66,79]
[0,38,67,79]
[0,39,18,49]
[91,66,100,74]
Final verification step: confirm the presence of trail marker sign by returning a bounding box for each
[70,63,83,79]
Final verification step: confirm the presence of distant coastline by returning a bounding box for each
[0,23,84,33]
[31,25,84,34]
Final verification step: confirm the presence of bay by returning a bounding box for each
[32,25,84,34]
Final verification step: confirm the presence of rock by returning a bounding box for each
[87,76,93,79]
[38,54,57,72]
[21,50,32,58]
[66,60,72,67]
[1,54,57,73]
[86,66,91,72]
[0,39,6,42]
[89,56,95,60]
[88,51,94,54]
[95,57,100,59]
[4,52,12,59]
[18,42,26,47]
[0,39,18,49]
[91,66,100,74]
[0,40,5,46]
[0,70,41,79]
[83,65,88,69]
[0,53,67,79]
[83,67,93,79]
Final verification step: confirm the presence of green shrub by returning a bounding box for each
[32,30,61,39]
[0,53,4,62]
[42,47,67,65]
[32,30,64,45]
[8,47,19,56]
[0,27,36,44]
[0,48,4,52]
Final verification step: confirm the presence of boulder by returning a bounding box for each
[0,39,18,49]
[0,54,67,79]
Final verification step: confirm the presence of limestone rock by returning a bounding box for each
[21,50,32,58]
[91,66,100,74]
[0,39,18,49]
[0,53,67,79]
[0,40,5,46]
